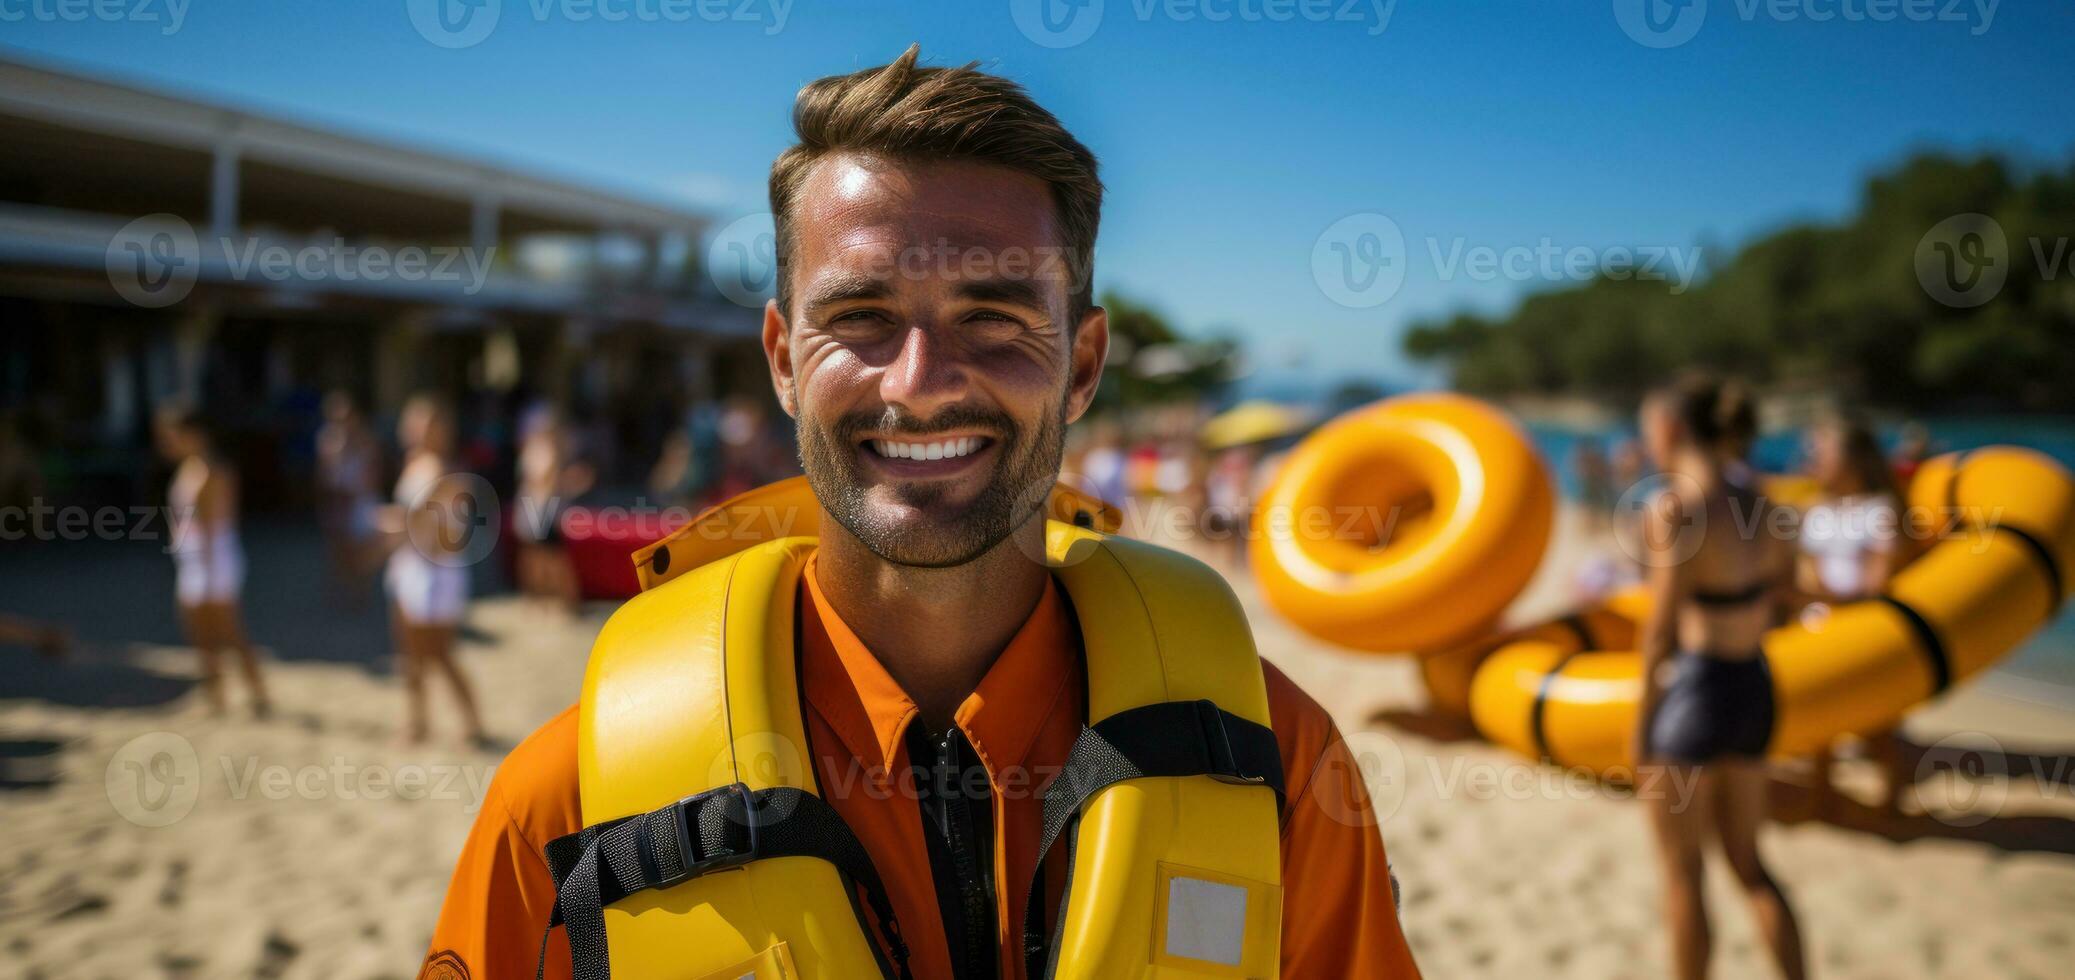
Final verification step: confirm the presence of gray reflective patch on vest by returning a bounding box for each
[1163,875,1249,966]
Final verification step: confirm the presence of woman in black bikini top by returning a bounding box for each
[1632,373,1807,980]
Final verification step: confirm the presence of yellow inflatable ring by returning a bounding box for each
[1250,393,1555,654]
[1420,588,1645,717]
[1468,448,2074,775]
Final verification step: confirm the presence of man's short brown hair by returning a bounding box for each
[768,44,1104,322]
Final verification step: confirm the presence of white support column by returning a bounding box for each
[209,138,240,236]
[471,181,501,265]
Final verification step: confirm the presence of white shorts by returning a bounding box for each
[175,536,245,608]
[386,551,469,625]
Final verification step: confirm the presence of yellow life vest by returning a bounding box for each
[541,478,1286,979]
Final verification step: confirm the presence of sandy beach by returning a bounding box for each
[5,505,2074,978]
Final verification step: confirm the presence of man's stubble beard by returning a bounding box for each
[794,384,1068,569]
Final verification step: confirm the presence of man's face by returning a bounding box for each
[764,153,1107,567]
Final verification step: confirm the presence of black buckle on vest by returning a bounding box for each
[660,782,759,888]
[1194,699,1265,787]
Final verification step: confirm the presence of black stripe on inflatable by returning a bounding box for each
[1875,595,1953,694]
[1943,449,1970,520]
[1940,451,2064,613]
[1556,614,1594,652]
[1990,523,2066,615]
[1528,649,1584,764]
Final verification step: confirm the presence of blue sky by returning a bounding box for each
[5,0,2072,390]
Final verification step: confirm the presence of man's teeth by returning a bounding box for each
[871,437,985,461]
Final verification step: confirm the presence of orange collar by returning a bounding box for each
[800,552,1080,779]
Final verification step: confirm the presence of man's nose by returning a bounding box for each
[880,324,969,418]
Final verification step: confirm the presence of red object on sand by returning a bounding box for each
[557,506,689,600]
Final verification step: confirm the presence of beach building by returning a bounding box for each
[0,53,763,508]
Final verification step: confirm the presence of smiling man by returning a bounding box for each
[424,46,1421,979]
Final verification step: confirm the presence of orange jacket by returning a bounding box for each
[424,556,1421,978]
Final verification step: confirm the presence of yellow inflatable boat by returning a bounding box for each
[1468,448,2075,775]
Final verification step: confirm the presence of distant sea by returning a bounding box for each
[1527,414,2075,711]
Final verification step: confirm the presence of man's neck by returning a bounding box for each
[814,513,1052,730]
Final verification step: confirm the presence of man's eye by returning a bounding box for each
[967,309,1022,326]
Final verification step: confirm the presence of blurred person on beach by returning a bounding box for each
[713,395,800,501]
[1573,436,1652,601]
[380,394,488,748]
[1610,436,1649,545]
[315,391,383,599]
[1889,420,1932,485]
[0,613,71,659]
[1572,438,1615,532]
[0,410,44,511]
[1077,418,1128,508]
[1633,374,1807,980]
[512,405,593,618]
[646,426,699,505]
[1797,410,1908,815]
[1203,444,1257,567]
[425,47,1419,980]
[156,404,272,718]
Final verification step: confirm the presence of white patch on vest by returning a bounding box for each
[1163,875,1248,966]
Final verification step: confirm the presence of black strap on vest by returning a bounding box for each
[1018,699,1285,979]
[536,783,912,980]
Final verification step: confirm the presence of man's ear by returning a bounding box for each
[1064,305,1109,425]
[762,298,797,418]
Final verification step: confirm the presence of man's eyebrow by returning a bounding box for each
[954,277,1049,311]
[801,272,893,315]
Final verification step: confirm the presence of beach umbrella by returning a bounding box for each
[1200,400,1313,450]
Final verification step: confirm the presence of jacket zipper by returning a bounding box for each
[920,727,998,979]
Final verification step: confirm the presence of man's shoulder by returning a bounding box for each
[1260,660,1345,823]
[482,703,583,855]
